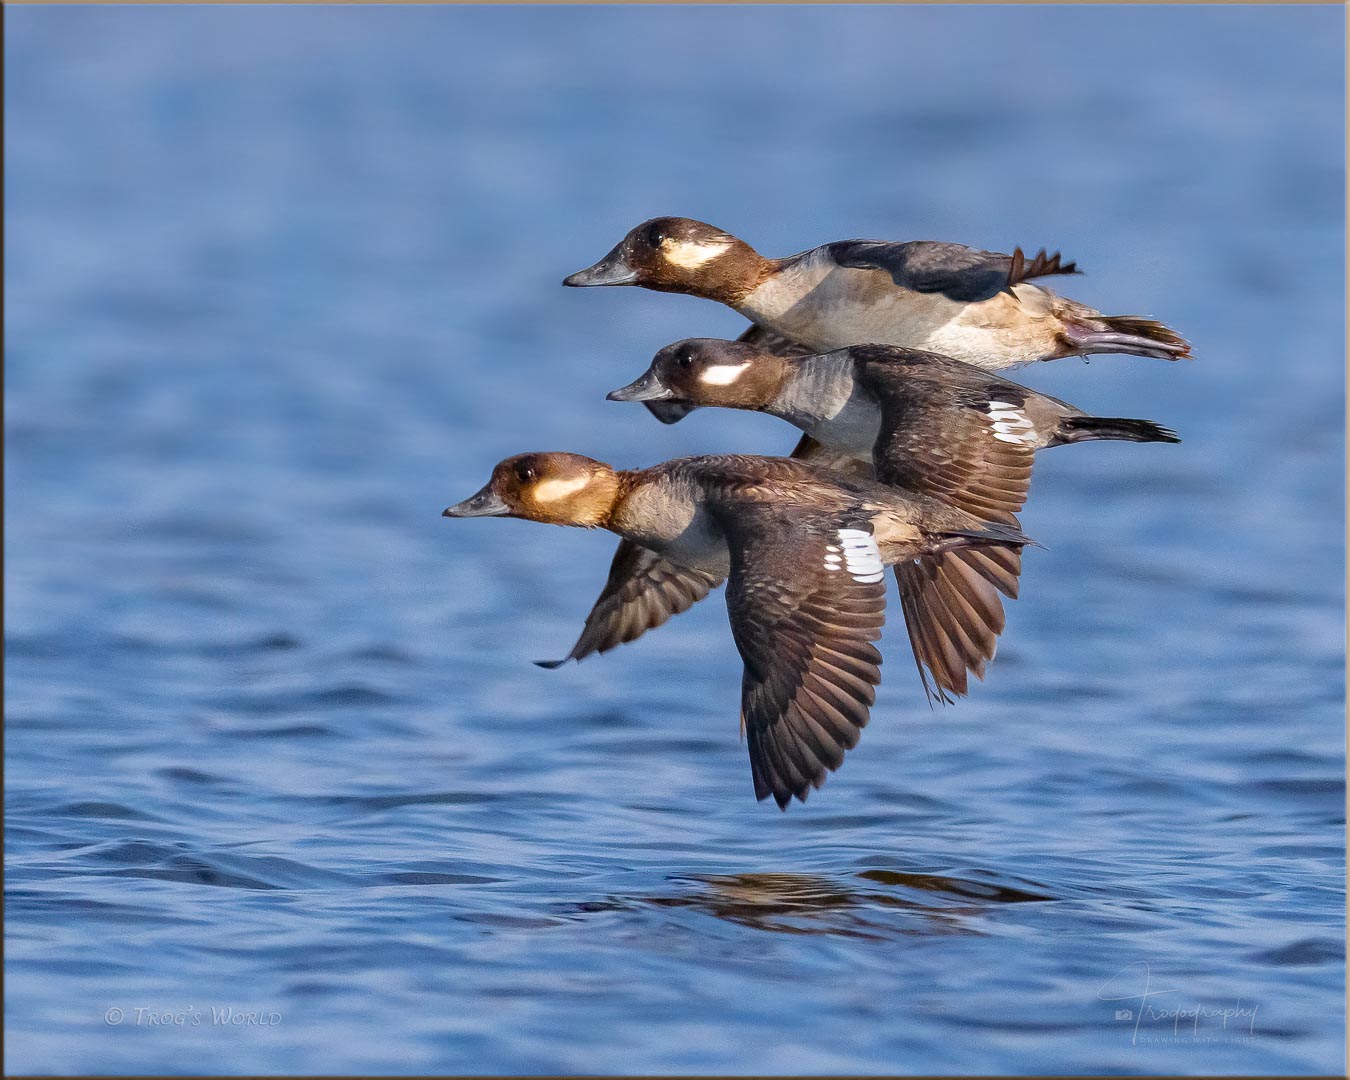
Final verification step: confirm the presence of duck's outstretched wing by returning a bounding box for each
[863,372,1038,704]
[712,504,887,810]
[827,240,1079,303]
[868,378,1037,523]
[536,540,722,668]
[894,545,1021,705]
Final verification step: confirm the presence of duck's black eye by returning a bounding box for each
[514,462,536,483]
[645,223,666,247]
[677,348,694,369]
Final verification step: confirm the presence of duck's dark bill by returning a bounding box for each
[606,371,672,403]
[562,247,638,287]
[442,487,509,518]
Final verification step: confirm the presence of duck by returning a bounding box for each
[443,451,1031,808]
[563,217,1190,368]
[602,337,1180,700]
[609,336,1181,461]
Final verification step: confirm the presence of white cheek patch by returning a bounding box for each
[663,239,734,270]
[699,362,752,386]
[987,401,1035,445]
[835,528,885,583]
[533,475,590,503]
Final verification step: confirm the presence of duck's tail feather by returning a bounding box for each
[1059,314,1191,361]
[1058,415,1181,445]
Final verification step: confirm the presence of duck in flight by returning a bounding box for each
[443,451,1031,808]
[564,217,1190,368]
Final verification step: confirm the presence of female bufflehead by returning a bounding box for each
[444,452,1030,808]
[564,217,1189,367]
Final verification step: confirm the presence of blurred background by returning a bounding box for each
[5,5,1344,1074]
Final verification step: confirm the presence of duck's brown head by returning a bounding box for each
[442,452,620,528]
[607,338,792,417]
[563,218,769,304]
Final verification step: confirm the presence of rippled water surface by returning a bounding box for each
[5,6,1345,1075]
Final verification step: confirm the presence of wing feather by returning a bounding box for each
[735,322,816,358]
[538,540,722,667]
[828,240,1079,303]
[894,545,1020,706]
[714,505,887,809]
[846,371,1035,701]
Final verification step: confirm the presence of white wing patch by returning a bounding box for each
[987,401,1035,445]
[533,475,590,502]
[699,362,752,386]
[664,239,734,270]
[835,528,885,583]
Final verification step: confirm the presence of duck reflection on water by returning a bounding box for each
[615,869,1054,939]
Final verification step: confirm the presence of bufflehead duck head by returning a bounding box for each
[607,337,790,415]
[563,218,766,302]
[443,452,620,528]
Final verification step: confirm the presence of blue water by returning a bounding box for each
[5,5,1345,1074]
